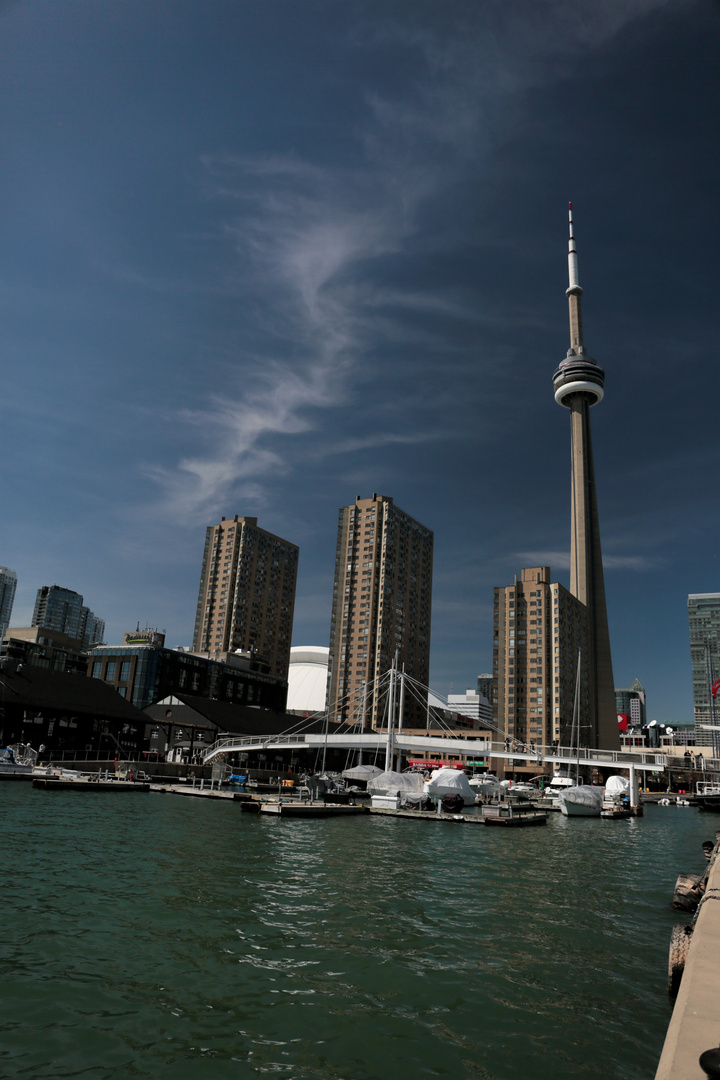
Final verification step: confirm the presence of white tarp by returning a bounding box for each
[605,775,630,795]
[341,764,383,782]
[367,770,424,795]
[424,768,476,804]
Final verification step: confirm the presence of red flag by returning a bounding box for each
[617,713,628,732]
[712,678,720,700]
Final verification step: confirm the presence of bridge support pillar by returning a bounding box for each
[628,764,643,816]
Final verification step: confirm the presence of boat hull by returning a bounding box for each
[559,801,601,817]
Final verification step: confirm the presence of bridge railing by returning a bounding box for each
[200,735,669,769]
[201,734,310,761]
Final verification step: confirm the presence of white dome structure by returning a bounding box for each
[287,646,329,713]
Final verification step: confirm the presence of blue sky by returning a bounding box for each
[1,1,718,722]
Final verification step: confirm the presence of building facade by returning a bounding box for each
[447,688,493,728]
[192,516,298,679]
[616,678,646,731]
[327,494,433,729]
[88,640,287,712]
[0,566,17,643]
[2,626,88,675]
[32,585,104,649]
[688,592,720,748]
[493,566,590,764]
[477,673,494,708]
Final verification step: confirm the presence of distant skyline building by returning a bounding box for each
[688,592,720,748]
[32,584,104,650]
[192,515,298,679]
[493,566,590,767]
[477,673,494,708]
[0,566,17,643]
[552,205,617,749]
[327,494,433,729]
[615,678,646,731]
[448,688,492,728]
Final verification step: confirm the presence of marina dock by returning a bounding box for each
[33,778,150,792]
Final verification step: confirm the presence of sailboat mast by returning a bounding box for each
[571,649,582,783]
[386,660,396,770]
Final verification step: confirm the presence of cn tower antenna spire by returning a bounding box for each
[566,201,583,351]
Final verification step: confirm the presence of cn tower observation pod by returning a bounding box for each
[552,349,605,406]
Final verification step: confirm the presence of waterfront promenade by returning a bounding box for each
[656,834,720,1079]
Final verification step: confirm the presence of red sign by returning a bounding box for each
[617,713,629,733]
[407,760,465,770]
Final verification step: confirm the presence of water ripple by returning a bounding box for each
[2,785,708,1078]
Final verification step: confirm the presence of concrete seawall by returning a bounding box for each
[655,842,720,1078]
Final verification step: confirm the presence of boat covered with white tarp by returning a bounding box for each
[424,767,476,806]
[558,784,604,817]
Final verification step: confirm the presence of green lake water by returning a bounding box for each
[1,785,710,1079]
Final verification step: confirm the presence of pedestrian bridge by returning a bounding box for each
[200,732,667,773]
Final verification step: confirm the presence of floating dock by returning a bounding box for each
[242,800,367,818]
[33,778,150,792]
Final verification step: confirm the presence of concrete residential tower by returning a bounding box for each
[327,494,433,729]
[192,516,298,679]
[552,206,618,748]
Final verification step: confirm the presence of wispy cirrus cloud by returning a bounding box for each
[147,0,672,524]
[513,549,665,572]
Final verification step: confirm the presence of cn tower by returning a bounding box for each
[552,205,618,749]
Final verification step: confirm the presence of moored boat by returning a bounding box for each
[695,781,720,812]
[558,785,604,817]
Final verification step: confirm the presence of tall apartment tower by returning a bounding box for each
[688,592,720,748]
[552,206,618,749]
[192,516,298,679]
[327,494,433,729]
[493,567,590,756]
[0,567,17,643]
[32,585,103,649]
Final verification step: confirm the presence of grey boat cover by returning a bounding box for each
[367,770,424,795]
[605,775,630,795]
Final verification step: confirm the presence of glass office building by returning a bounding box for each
[688,592,720,748]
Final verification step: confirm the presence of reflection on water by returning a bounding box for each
[2,786,706,1078]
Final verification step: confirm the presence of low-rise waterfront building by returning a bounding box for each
[88,636,287,712]
[0,660,148,759]
[2,626,88,675]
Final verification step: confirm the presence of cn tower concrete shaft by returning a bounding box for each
[569,397,618,748]
[553,205,618,750]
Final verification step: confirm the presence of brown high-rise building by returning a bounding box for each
[327,494,433,728]
[493,566,591,769]
[551,206,618,749]
[192,516,298,679]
